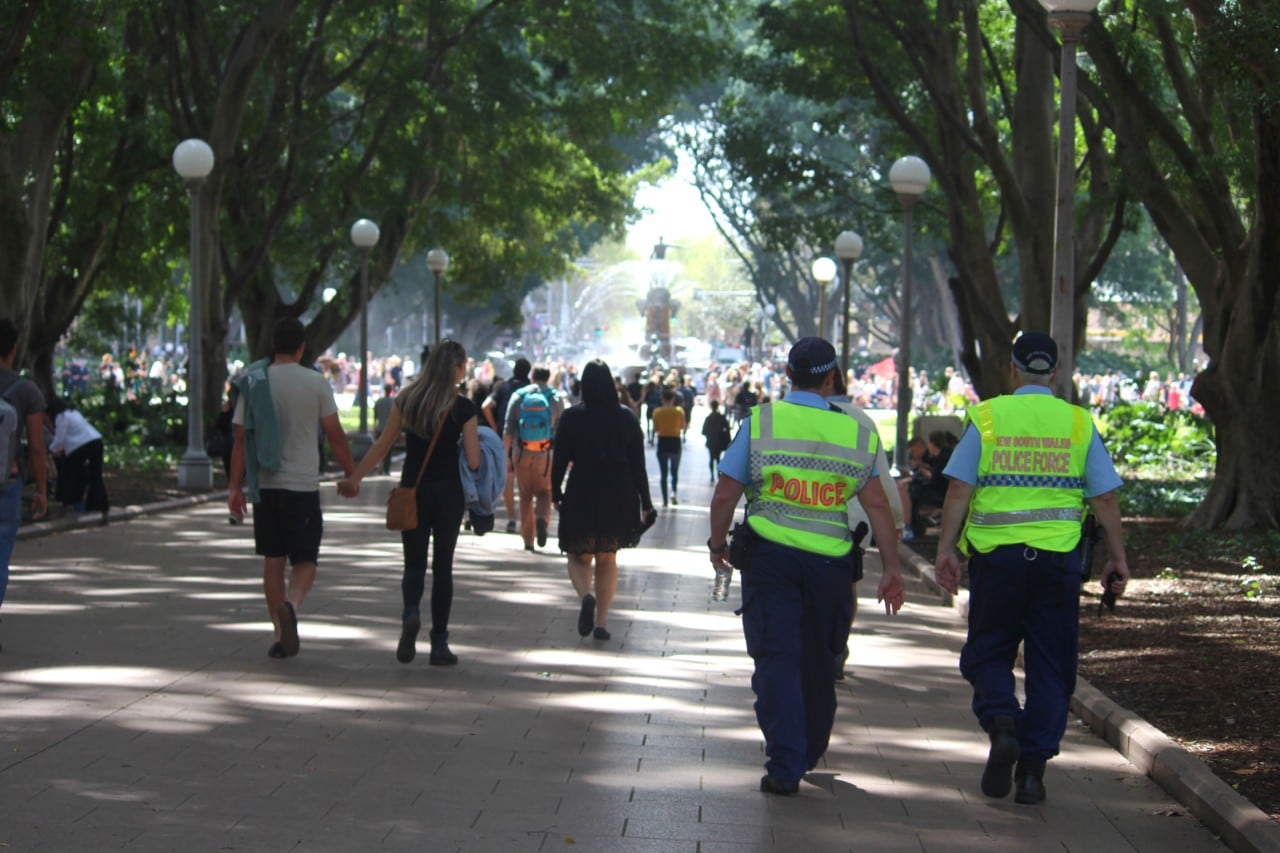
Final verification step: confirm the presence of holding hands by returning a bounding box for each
[337,476,361,498]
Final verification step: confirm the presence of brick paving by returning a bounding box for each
[0,437,1236,851]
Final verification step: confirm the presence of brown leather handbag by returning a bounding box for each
[385,411,447,531]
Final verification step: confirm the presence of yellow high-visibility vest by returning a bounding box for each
[961,394,1092,554]
[746,401,876,557]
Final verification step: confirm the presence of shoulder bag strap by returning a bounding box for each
[410,407,451,488]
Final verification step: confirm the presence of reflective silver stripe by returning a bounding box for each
[757,403,874,456]
[748,450,865,481]
[750,502,852,539]
[758,403,773,434]
[968,508,1083,525]
[757,437,868,458]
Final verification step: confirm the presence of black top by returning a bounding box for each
[400,395,476,484]
[551,402,654,554]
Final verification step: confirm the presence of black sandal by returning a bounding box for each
[268,641,287,659]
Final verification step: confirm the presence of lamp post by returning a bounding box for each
[889,154,932,472]
[426,248,450,343]
[349,218,380,459]
[811,257,836,341]
[757,303,776,360]
[1041,0,1100,400]
[833,230,863,374]
[172,139,215,490]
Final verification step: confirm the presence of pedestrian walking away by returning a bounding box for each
[504,365,563,552]
[707,337,905,795]
[551,359,656,643]
[373,381,397,476]
[652,387,685,507]
[701,399,732,483]
[482,358,529,534]
[228,317,357,661]
[339,340,481,667]
[0,318,49,653]
[933,331,1131,806]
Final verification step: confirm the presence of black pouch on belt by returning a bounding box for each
[849,521,868,582]
[728,520,757,572]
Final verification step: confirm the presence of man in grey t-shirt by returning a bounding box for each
[0,318,48,652]
[229,318,355,660]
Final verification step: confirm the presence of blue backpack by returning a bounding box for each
[517,387,553,451]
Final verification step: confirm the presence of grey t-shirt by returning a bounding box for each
[234,362,337,492]
[0,367,46,478]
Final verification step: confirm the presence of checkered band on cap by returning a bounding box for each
[787,337,838,377]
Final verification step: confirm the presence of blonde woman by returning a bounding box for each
[340,341,481,665]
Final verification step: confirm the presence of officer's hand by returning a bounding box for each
[934,551,962,596]
[1101,559,1130,598]
[877,569,905,615]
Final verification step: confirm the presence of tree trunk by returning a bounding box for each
[1186,102,1280,529]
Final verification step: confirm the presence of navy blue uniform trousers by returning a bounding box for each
[741,538,856,782]
[959,543,1082,762]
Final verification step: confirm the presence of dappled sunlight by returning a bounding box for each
[1,699,110,720]
[48,779,154,804]
[614,607,740,633]
[13,571,83,583]
[609,673,712,691]
[169,575,263,587]
[475,588,563,606]
[186,591,260,602]
[203,619,378,642]
[2,601,89,614]
[81,587,179,598]
[544,689,740,720]
[7,666,174,687]
[294,621,379,642]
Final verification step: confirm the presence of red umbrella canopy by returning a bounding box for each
[867,356,896,378]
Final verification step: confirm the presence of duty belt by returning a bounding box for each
[967,507,1083,525]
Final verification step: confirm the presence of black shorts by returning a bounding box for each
[253,489,323,564]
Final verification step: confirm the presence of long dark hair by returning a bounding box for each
[579,359,618,405]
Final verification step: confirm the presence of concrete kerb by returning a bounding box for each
[16,489,230,541]
[898,542,1280,852]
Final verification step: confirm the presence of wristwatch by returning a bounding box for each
[707,537,729,555]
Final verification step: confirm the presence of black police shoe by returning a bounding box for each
[981,715,1021,798]
[1014,757,1047,805]
[759,775,799,795]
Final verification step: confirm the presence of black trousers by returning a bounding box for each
[58,439,108,512]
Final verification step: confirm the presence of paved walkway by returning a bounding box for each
[0,436,1239,851]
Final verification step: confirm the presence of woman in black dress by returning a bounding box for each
[340,340,481,665]
[551,360,656,641]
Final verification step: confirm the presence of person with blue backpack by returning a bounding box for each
[504,365,563,552]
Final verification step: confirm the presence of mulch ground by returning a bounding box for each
[910,519,1280,822]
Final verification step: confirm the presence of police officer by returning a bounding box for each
[708,337,905,795]
[933,332,1130,805]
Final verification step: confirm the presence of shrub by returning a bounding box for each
[1096,402,1215,473]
